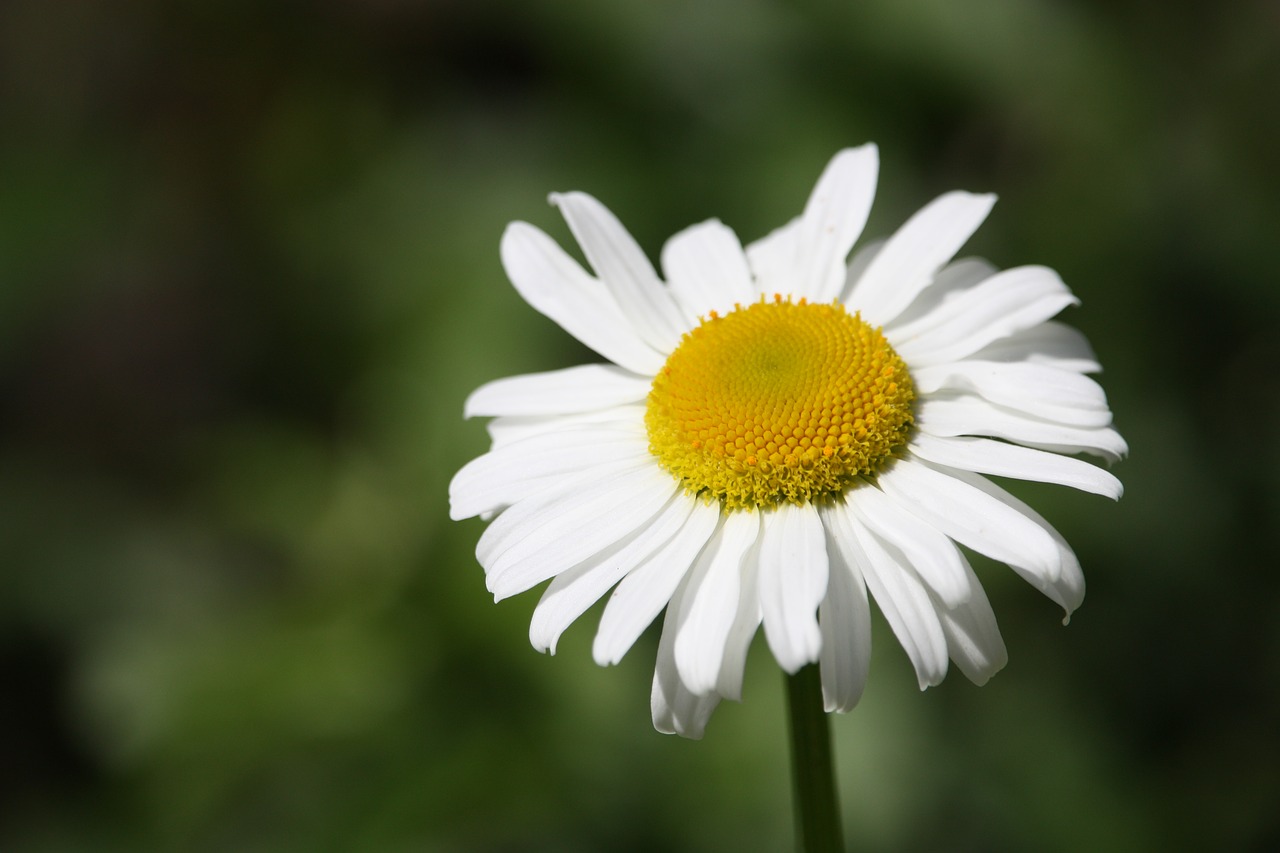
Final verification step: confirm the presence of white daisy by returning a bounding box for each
[450,144,1125,738]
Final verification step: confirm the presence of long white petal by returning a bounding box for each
[652,575,722,738]
[485,404,645,449]
[550,192,687,352]
[673,510,760,695]
[481,463,676,600]
[815,503,873,712]
[889,265,1078,367]
[939,466,1086,619]
[593,497,721,666]
[966,320,1101,373]
[788,145,879,302]
[501,222,665,375]
[828,500,948,689]
[848,484,971,607]
[758,503,828,673]
[880,257,998,330]
[916,394,1129,462]
[850,191,997,327]
[450,424,649,520]
[876,457,1062,582]
[745,216,800,298]
[836,239,885,304]
[911,361,1112,428]
[935,553,1008,684]
[908,433,1123,500]
[660,219,756,323]
[464,364,652,418]
[528,490,695,654]
[714,528,764,701]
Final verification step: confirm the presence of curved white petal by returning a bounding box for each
[673,510,761,696]
[652,574,722,739]
[815,503,873,712]
[529,490,695,654]
[836,239,884,304]
[911,361,1112,428]
[939,466,1086,619]
[486,404,645,449]
[746,144,879,301]
[758,503,829,673]
[593,497,721,666]
[550,192,687,352]
[745,216,800,298]
[966,320,1101,373]
[888,265,1079,367]
[908,433,1123,500]
[879,257,998,329]
[787,145,879,302]
[876,457,1062,582]
[660,219,757,323]
[481,462,676,600]
[450,423,649,520]
[916,394,1129,462]
[935,554,1008,684]
[827,500,949,689]
[501,222,665,375]
[713,528,764,701]
[464,364,652,418]
[850,191,997,327]
[848,484,971,607]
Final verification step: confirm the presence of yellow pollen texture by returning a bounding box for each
[645,297,915,510]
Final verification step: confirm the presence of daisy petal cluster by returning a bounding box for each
[450,144,1125,738]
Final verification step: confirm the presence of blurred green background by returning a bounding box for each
[2,1,1277,850]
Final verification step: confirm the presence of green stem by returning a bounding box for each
[785,664,844,853]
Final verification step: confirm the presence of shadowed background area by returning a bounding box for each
[2,1,1278,850]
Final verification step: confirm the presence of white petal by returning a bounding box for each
[916,394,1129,462]
[878,257,998,329]
[758,503,828,673]
[529,490,694,654]
[967,320,1101,373]
[816,506,872,712]
[480,462,677,600]
[848,484,971,607]
[464,364,652,418]
[908,433,1123,500]
[593,498,722,666]
[911,361,1112,428]
[673,510,761,696]
[450,424,649,520]
[888,265,1078,367]
[837,238,885,304]
[745,216,800,297]
[935,554,1008,684]
[713,528,764,701]
[786,145,879,302]
[875,457,1062,582]
[938,466,1086,619]
[825,500,948,689]
[550,192,687,353]
[850,191,997,327]
[652,577,722,738]
[660,219,756,323]
[486,405,645,449]
[501,222,665,375]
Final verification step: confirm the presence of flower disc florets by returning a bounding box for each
[645,295,915,510]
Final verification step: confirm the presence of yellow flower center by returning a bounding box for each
[645,296,915,510]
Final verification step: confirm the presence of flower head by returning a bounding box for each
[450,145,1125,738]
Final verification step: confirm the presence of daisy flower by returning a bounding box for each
[450,144,1125,738]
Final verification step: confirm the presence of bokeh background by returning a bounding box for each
[2,1,1278,850]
